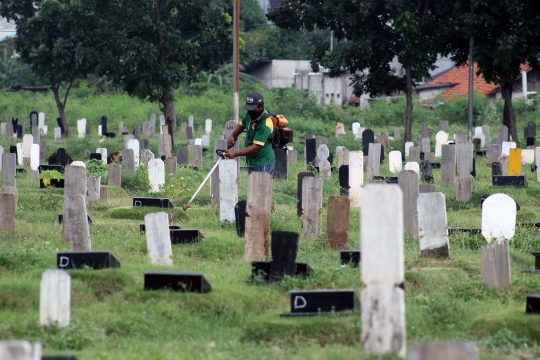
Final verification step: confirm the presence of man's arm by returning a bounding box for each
[226,124,245,148]
[224,144,261,159]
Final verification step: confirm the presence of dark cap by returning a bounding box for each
[243,91,264,111]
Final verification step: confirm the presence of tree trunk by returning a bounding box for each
[52,86,71,137]
[404,63,413,145]
[162,88,176,147]
[501,83,518,147]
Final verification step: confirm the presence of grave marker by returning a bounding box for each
[2,153,16,187]
[317,145,331,180]
[192,145,202,169]
[121,148,135,173]
[219,159,238,222]
[408,343,478,360]
[349,151,364,208]
[421,138,430,154]
[87,176,101,204]
[108,164,121,186]
[404,161,420,175]
[297,172,315,216]
[140,149,154,165]
[145,212,173,266]
[127,139,140,169]
[521,149,534,164]
[435,131,448,157]
[417,192,449,258]
[482,242,511,289]
[389,151,402,173]
[54,127,61,142]
[244,172,272,261]
[148,159,165,192]
[337,146,349,170]
[486,144,501,167]
[165,157,177,174]
[326,196,350,249]
[439,121,449,132]
[305,138,316,166]
[0,193,16,230]
[501,141,516,156]
[39,269,70,327]
[0,341,41,359]
[482,193,516,243]
[269,231,299,282]
[362,129,375,154]
[508,148,522,175]
[176,148,189,165]
[301,176,323,239]
[378,132,390,149]
[456,142,473,201]
[287,149,297,165]
[367,143,381,180]
[77,118,87,138]
[66,194,91,251]
[398,170,419,238]
[409,146,420,163]
[205,119,212,134]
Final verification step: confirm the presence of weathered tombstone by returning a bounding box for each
[317,145,331,180]
[54,127,61,142]
[148,159,165,192]
[337,146,349,170]
[394,127,401,139]
[499,126,509,144]
[486,144,501,167]
[378,132,390,149]
[269,231,299,282]
[32,126,40,144]
[77,118,87,138]
[87,176,101,204]
[188,115,194,128]
[143,121,151,136]
[456,142,473,201]
[66,194,91,251]
[424,152,435,162]
[417,192,449,258]
[362,129,375,154]
[521,148,534,166]
[122,148,135,173]
[404,142,414,159]
[123,134,134,148]
[22,134,33,166]
[435,131,448,157]
[500,155,509,174]
[141,138,149,150]
[16,142,23,165]
[145,212,173,266]
[287,149,297,165]
[421,122,429,139]
[302,176,323,239]
[219,159,238,222]
[408,343,478,360]
[482,242,511,289]
[133,124,141,140]
[352,122,360,136]
[96,148,108,166]
[439,121,449,132]
[127,139,140,169]
[205,119,212,134]
[244,172,272,261]
[326,196,350,249]
[165,157,177,174]
[421,138,430,154]
[140,149,154,165]
[0,341,42,359]
[419,184,436,193]
[40,269,70,327]
[297,172,315,216]
[409,146,421,163]
[404,161,420,175]
[482,125,491,144]
[482,193,516,243]
[455,131,466,143]
[398,170,419,238]
[0,193,16,230]
[361,184,405,357]
[100,187,108,203]
[186,126,193,140]
[349,151,364,208]
[508,148,522,175]
[2,153,16,187]
[108,164,122,186]
[176,148,189,166]
[367,143,381,180]
[192,145,202,169]
[389,151,402,173]
[305,138,316,166]
[5,122,14,139]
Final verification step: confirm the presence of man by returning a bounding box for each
[224,91,275,176]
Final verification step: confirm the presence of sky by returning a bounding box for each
[0,17,16,42]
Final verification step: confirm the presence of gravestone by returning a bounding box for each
[95,148,107,165]
[482,125,491,144]
[337,146,349,170]
[101,116,107,134]
[408,343,478,360]
[16,143,23,166]
[244,172,273,261]
[409,146,421,163]
[287,149,297,165]
[482,242,511,289]
[192,145,202,169]
[219,159,238,222]
[133,125,141,140]
[142,138,149,150]
[326,196,350,249]
[77,118,87,138]
[305,138,316,166]
[0,193,16,230]
[456,142,473,201]
[66,194,91,251]
[525,121,536,140]
[394,127,400,139]
[362,129,375,154]
[121,148,135,173]
[31,126,40,144]
[439,121,449,132]
[201,134,210,147]
[424,152,435,162]
[180,122,187,134]
[404,142,414,158]
[378,132,390,149]
[492,162,503,176]
[349,151,364,208]
[269,231,299,282]
[420,161,433,183]
[87,176,101,204]
[421,138,430,154]
[176,148,189,165]
[40,269,70,327]
[398,170,419,238]
[297,172,315,216]
[508,148,522,175]
[140,149,154,165]
[0,341,41,359]
[143,121,151,136]
[108,164,122,186]
[361,184,405,357]
[317,145,331,180]
[435,131,449,157]
[421,122,429,138]
[205,118,212,134]
[352,122,360,136]
[165,157,177,175]
[186,126,193,140]
[486,144,501,167]
[521,149,534,164]
[210,160,220,204]
[367,143,381,180]
[481,193,516,243]
[455,131,466,143]
[123,134,134,148]
[501,141,516,157]
[419,184,436,193]
[302,176,323,239]
[22,134,33,166]
[148,159,165,192]
[274,148,288,180]
[188,115,194,128]
[127,139,140,169]
[417,192,449,258]
[2,153,16,187]
[162,126,172,158]
[54,127,61,142]
[404,161,420,175]
[389,151,402,173]
[500,155,509,174]
[145,212,173,266]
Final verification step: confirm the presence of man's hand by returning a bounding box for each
[227,135,236,149]
[224,149,235,159]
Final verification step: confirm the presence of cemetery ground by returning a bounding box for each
[2,138,540,360]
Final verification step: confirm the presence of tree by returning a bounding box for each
[446,0,540,146]
[0,0,97,137]
[90,0,233,139]
[267,0,454,143]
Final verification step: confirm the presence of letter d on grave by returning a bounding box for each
[361,184,405,357]
[294,296,307,309]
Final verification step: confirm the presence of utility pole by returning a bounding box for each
[467,2,474,141]
[233,0,240,122]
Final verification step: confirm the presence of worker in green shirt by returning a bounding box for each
[224,91,276,176]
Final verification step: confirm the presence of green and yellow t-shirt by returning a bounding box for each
[239,109,275,167]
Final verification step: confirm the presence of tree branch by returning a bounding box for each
[62,79,74,108]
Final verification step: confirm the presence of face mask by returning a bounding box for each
[248,108,264,119]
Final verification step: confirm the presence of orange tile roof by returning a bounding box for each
[427,63,499,101]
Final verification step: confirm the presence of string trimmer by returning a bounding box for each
[182,148,229,211]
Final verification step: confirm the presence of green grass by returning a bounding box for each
[2,90,540,359]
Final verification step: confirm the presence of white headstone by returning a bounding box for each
[356,127,365,139]
[361,184,405,357]
[352,122,360,135]
[475,126,483,136]
[38,112,45,129]
[317,144,331,180]
[188,115,194,128]
[435,131,449,157]
[201,134,210,147]
[22,134,33,159]
[127,139,140,169]
[481,194,516,244]
[404,142,414,158]
[40,269,70,327]
[404,161,420,175]
[77,118,87,138]
[389,150,402,173]
[194,138,202,146]
[0,341,41,360]
[205,119,212,134]
[219,159,238,222]
[348,151,364,208]
[96,148,108,165]
[148,159,165,193]
[54,127,61,142]
[145,212,173,266]
[16,143,23,165]
[501,141,516,156]
[30,144,39,171]
[521,149,534,164]
[98,125,102,135]
[417,192,449,254]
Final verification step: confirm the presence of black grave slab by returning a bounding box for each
[305,138,316,165]
[133,197,174,208]
[56,117,64,133]
[16,124,23,138]
[38,164,65,174]
[340,250,361,268]
[9,145,16,154]
[475,149,487,156]
[270,231,299,282]
[522,251,540,274]
[526,295,540,314]
[90,153,102,161]
[40,179,65,188]
[144,271,211,293]
[170,229,204,244]
[362,129,374,154]
[430,162,441,169]
[313,166,336,173]
[281,289,358,316]
[139,224,181,233]
[251,261,312,281]
[103,132,116,138]
[235,200,247,237]
[57,251,120,270]
[56,148,68,167]
[373,176,398,182]
[274,147,288,180]
[447,228,481,235]
[492,162,503,176]
[492,175,527,187]
[471,158,476,178]
[527,137,535,147]
[16,168,26,173]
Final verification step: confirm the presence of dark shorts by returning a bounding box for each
[248,164,275,176]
